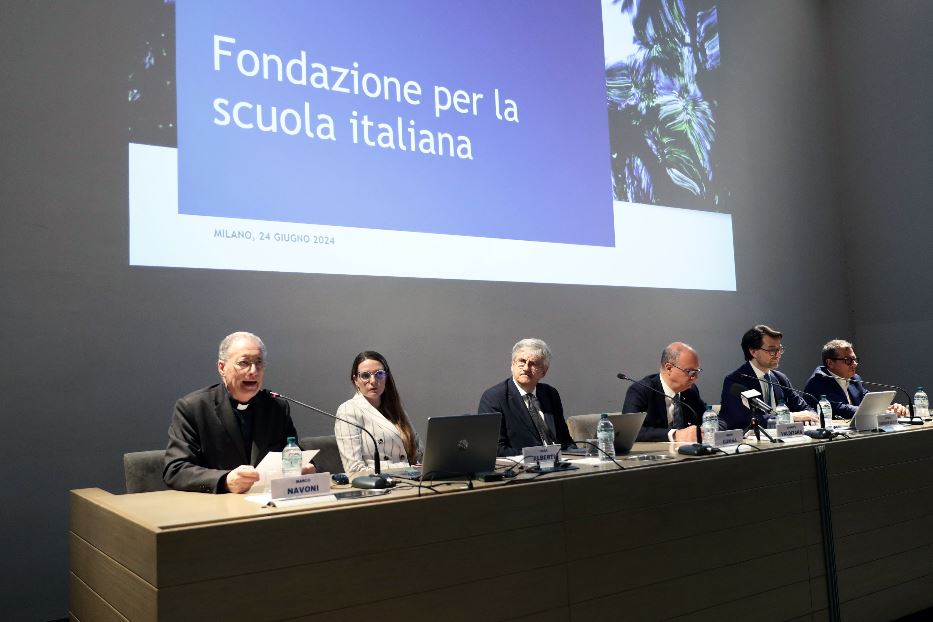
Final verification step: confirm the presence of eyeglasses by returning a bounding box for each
[757,346,785,356]
[831,356,859,365]
[670,364,702,379]
[513,358,545,369]
[233,358,265,371]
[356,370,388,381]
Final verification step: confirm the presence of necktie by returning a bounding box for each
[524,393,553,445]
[762,374,773,407]
[671,394,684,428]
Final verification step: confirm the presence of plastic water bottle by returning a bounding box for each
[914,388,929,419]
[701,405,718,446]
[282,436,302,477]
[596,413,615,461]
[818,395,833,426]
[774,400,792,425]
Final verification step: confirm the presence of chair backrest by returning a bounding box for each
[123,450,168,493]
[299,435,344,474]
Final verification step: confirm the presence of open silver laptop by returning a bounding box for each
[385,413,502,480]
[566,412,647,453]
[849,391,897,431]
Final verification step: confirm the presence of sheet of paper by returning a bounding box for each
[252,449,319,492]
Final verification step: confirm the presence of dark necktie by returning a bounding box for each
[762,374,773,407]
[672,394,685,428]
[524,393,553,445]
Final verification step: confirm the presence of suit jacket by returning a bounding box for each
[719,362,810,430]
[163,384,297,493]
[335,392,424,476]
[622,373,707,442]
[803,366,866,418]
[478,378,573,456]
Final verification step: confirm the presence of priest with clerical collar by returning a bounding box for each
[164,331,314,493]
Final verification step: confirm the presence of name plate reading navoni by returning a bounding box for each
[713,429,743,446]
[876,412,901,432]
[271,472,331,501]
[776,422,805,438]
[523,445,561,469]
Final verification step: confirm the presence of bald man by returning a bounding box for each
[622,342,708,442]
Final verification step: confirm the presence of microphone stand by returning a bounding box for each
[739,373,834,440]
[729,383,781,443]
[617,373,714,456]
[268,390,395,490]
[854,379,920,424]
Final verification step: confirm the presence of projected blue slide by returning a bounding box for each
[129,0,736,291]
[175,0,613,247]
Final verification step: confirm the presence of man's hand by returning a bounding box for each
[887,403,909,417]
[792,411,819,424]
[673,425,698,442]
[226,465,260,493]
[301,464,317,475]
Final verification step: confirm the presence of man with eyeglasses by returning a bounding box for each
[623,342,709,442]
[164,331,311,493]
[478,338,574,456]
[719,324,817,431]
[803,339,908,418]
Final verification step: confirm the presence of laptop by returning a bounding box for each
[566,412,647,454]
[385,412,502,480]
[849,391,897,431]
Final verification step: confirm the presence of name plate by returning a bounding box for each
[714,429,743,446]
[271,472,331,501]
[523,445,561,468]
[877,412,900,432]
[776,422,805,438]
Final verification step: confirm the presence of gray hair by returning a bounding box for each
[511,338,552,367]
[660,342,695,366]
[821,339,853,365]
[218,331,267,361]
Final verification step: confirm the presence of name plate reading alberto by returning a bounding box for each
[271,472,331,501]
[776,422,806,438]
[523,445,561,468]
[876,412,901,432]
[714,429,743,446]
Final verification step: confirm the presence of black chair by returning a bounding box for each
[299,435,344,474]
[123,450,168,493]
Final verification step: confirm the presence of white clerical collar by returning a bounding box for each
[236,402,250,410]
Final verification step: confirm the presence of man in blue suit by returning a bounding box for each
[803,339,907,418]
[719,324,817,430]
[478,338,574,456]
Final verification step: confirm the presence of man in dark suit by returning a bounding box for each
[803,339,907,418]
[623,342,708,442]
[478,338,573,456]
[719,324,817,431]
[163,331,311,493]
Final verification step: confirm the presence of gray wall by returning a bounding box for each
[828,0,933,390]
[3,1,927,619]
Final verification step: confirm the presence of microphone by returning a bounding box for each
[738,373,834,440]
[617,373,714,456]
[267,390,395,490]
[850,378,919,423]
[729,383,781,443]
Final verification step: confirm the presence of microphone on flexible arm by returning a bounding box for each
[266,390,395,490]
[738,373,835,440]
[616,373,714,456]
[729,383,781,443]
[850,378,919,423]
